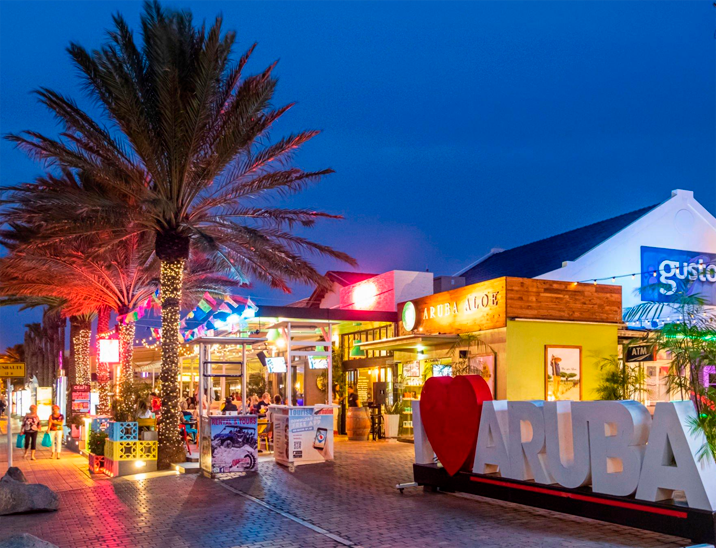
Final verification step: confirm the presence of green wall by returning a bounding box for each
[505,320,617,401]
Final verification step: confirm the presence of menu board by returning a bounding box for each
[403,361,420,377]
[357,377,370,403]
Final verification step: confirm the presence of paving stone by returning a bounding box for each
[0,434,693,548]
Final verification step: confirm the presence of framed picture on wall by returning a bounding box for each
[545,346,581,401]
[469,353,496,396]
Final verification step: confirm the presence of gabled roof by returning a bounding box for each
[304,271,378,308]
[460,204,658,284]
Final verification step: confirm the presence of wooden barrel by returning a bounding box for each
[346,407,371,440]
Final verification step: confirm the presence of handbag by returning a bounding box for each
[41,432,52,447]
[16,434,25,448]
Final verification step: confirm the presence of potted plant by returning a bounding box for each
[87,430,108,473]
[384,400,402,438]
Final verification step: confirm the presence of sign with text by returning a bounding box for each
[625,344,657,363]
[399,277,506,335]
[414,379,716,511]
[0,362,24,378]
[398,277,621,336]
[71,384,91,414]
[272,405,334,466]
[641,246,716,305]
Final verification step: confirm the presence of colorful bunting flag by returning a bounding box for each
[203,292,217,307]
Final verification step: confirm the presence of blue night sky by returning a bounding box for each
[0,1,714,347]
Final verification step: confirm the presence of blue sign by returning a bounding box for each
[640,246,716,304]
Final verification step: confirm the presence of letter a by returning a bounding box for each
[636,402,716,511]
[473,400,510,476]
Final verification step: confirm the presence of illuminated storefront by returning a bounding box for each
[357,276,621,439]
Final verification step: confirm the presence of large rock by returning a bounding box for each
[5,468,27,484]
[0,534,58,548]
[0,471,59,515]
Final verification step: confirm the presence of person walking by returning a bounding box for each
[47,405,64,459]
[21,405,40,460]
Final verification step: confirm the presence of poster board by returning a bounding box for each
[36,387,53,421]
[470,353,496,396]
[71,384,91,414]
[272,405,334,466]
[545,345,581,400]
[200,415,258,476]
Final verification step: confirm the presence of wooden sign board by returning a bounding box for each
[398,277,621,336]
[0,362,24,378]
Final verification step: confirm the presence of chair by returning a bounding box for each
[257,420,272,452]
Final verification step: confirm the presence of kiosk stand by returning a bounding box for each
[192,337,266,478]
[271,404,335,471]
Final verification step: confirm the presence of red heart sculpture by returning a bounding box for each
[419,375,493,476]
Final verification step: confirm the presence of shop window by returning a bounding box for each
[341,325,395,361]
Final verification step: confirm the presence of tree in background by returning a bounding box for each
[624,279,716,461]
[595,354,646,401]
[3,1,354,467]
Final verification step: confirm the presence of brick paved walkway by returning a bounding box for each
[0,437,692,548]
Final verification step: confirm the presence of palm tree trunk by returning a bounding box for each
[117,321,136,420]
[69,316,91,386]
[157,258,186,468]
[96,306,112,416]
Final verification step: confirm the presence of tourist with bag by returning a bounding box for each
[46,405,64,459]
[21,404,40,460]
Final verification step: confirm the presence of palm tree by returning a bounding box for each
[0,232,239,419]
[0,344,24,364]
[3,1,354,467]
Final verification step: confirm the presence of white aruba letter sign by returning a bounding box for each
[414,399,716,511]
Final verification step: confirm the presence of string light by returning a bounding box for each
[96,330,114,416]
[157,259,186,468]
[576,266,678,285]
[117,321,136,419]
[73,328,91,385]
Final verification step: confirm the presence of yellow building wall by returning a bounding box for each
[505,320,617,401]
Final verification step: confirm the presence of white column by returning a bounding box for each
[286,323,292,406]
[327,324,333,406]
[6,378,12,469]
[241,344,247,414]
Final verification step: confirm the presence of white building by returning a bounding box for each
[458,189,716,402]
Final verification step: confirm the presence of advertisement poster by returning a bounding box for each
[545,346,581,401]
[36,387,53,420]
[273,415,288,463]
[470,354,495,396]
[71,384,91,414]
[273,406,334,466]
[200,415,258,475]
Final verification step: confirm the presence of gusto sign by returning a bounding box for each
[416,375,716,511]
